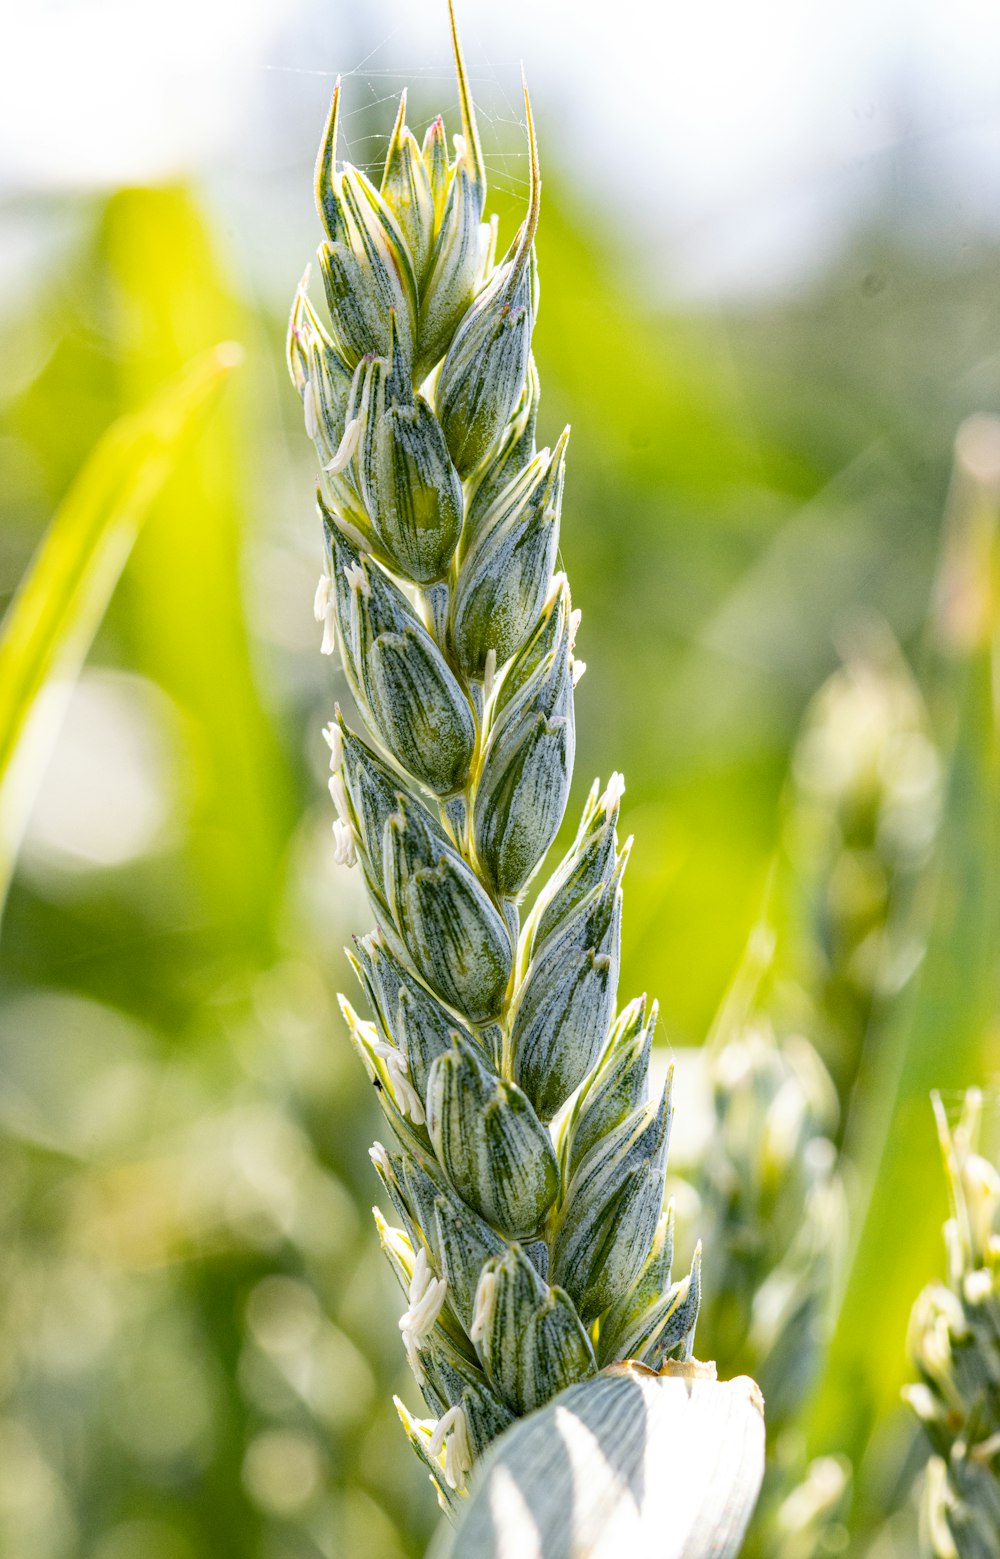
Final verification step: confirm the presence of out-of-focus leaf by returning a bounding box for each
[98,187,295,969]
[0,343,240,911]
[430,1364,765,1559]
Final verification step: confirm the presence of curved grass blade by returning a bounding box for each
[0,342,242,912]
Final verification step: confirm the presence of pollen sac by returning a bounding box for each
[450,432,567,682]
[551,1078,673,1324]
[471,1245,595,1416]
[331,526,475,795]
[426,1032,559,1239]
[357,325,464,583]
[462,357,540,550]
[351,927,477,1100]
[525,770,625,959]
[560,995,656,1181]
[473,581,576,898]
[383,796,513,1024]
[509,844,626,1121]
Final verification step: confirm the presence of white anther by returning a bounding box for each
[322,721,344,772]
[453,133,467,159]
[314,574,337,654]
[402,1328,424,1383]
[314,573,333,622]
[344,560,369,596]
[369,1039,425,1125]
[325,415,361,474]
[478,220,493,265]
[483,647,498,704]
[303,380,319,440]
[328,773,350,823]
[569,607,582,640]
[332,819,357,867]
[571,659,587,687]
[314,574,338,654]
[965,1268,992,1306]
[429,1404,472,1491]
[469,1270,497,1344]
[398,1248,447,1384]
[369,1141,391,1175]
[603,771,626,812]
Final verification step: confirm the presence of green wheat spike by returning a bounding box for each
[287,4,700,1514]
[906,1090,1000,1559]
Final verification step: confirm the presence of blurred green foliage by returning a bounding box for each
[2,124,1000,1559]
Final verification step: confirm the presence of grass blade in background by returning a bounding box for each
[99,189,297,966]
[0,342,241,913]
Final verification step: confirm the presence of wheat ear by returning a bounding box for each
[287,10,700,1512]
[905,1090,1000,1558]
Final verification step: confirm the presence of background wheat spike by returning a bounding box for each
[287,7,701,1514]
[905,1090,1000,1559]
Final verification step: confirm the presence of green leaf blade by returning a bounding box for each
[0,342,241,906]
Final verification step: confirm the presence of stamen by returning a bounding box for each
[303,380,319,440]
[344,560,369,596]
[328,773,350,822]
[332,819,357,867]
[369,1142,391,1175]
[321,602,337,655]
[322,721,344,771]
[603,771,626,812]
[326,415,361,474]
[397,1247,448,1385]
[469,1270,497,1343]
[369,1039,425,1124]
[313,573,333,622]
[429,1404,472,1491]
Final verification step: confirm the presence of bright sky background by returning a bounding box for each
[2,0,999,297]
